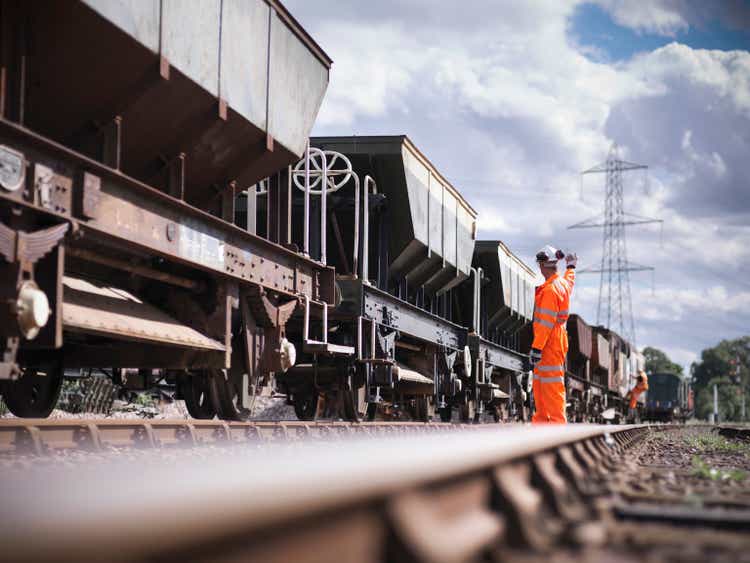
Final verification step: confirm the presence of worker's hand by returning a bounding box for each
[565,253,578,269]
[527,348,542,371]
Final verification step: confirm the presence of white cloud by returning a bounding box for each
[312,23,423,127]
[594,0,750,38]
[285,0,750,374]
[636,285,750,322]
[595,0,689,36]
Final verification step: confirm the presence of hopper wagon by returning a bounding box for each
[466,240,534,421]
[0,0,336,419]
[565,314,592,421]
[274,136,528,422]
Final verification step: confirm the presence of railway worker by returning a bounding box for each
[627,371,649,421]
[528,245,576,423]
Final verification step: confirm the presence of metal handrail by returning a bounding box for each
[470,266,483,336]
[320,149,327,265]
[304,142,311,256]
[362,175,377,284]
[303,294,328,346]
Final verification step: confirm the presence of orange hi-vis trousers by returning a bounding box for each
[531,269,575,424]
[629,383,648,409]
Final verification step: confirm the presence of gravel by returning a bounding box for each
[1,395,297,421]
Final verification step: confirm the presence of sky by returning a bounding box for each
[284,0,750,373]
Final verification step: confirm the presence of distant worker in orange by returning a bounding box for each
[528,246,576,423]
[627,370,649,421]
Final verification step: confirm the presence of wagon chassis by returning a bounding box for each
[290,278,529,423]
[0,117,336,417]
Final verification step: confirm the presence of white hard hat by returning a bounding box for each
[536,244,563,266]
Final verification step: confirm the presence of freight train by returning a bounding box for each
[0,0,646,423]
[644,372,693,422]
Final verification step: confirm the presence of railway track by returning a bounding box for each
[1,423,643,562]
[1,423,748,562]
[0,418,462,455]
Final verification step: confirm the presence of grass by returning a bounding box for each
[684,434,750,456]
[691,455,747,482]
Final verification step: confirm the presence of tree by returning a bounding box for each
[691,336,750,393]
[642,346,683,376]
[695,376,744,421]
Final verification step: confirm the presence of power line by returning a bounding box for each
[568,143,662,346]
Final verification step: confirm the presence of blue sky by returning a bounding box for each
[286,0,750,371]
[572,2,750,61]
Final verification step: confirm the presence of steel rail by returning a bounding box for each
[0,418,462,455]
[0,424,648,562]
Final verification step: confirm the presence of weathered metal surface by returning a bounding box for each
[220,0,270,132]
[472,240,535,333]
[592,332,610,372]
[65,247,202,291]
[340,279,464,350]
[161,0,222,96]
[269,9,329,156]
[0,119,336,304]
[61,276,225,351]
[0,424,648,562]
[393,364,433,386]
[81,0,161,51]
[0,418,465,455]
[567,314,592,359]
[6,0,329,212]
[468,334,525,373]
[312,136,477,295]
[81,0,329,156]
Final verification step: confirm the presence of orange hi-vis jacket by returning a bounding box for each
[629,374,649,409]
[531,268,575,423]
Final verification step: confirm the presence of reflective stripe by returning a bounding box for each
[536,307,557,317]
[534,317,554,329]
[534,376,564,383]
[536,364,564,372]
[557,309,568,316]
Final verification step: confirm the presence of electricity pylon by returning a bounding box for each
[568,144,661,345]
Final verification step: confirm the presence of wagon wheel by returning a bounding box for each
[343,382,372,422]
[209,369,253,421]
[492,402,508,423]
[439,405,453,422]
[459,399,478,424]
[293,389,321,421]
[341,366,375,422]
[413,395,433,422]
[3,362,64,418]
[177,371,215,419]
